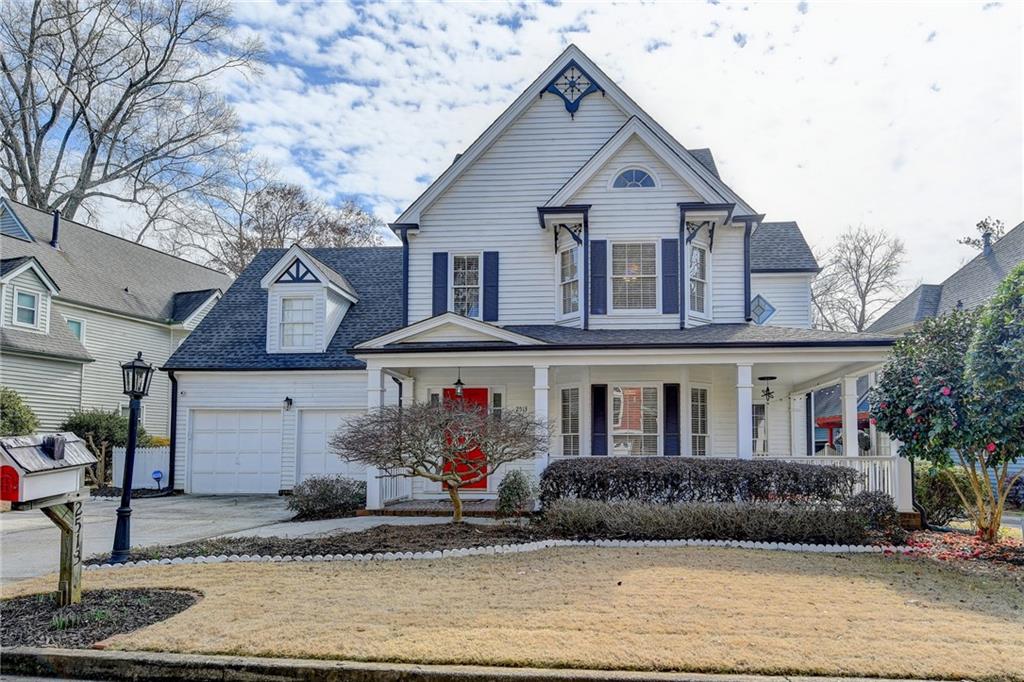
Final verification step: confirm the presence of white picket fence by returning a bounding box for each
[112,446,171,490]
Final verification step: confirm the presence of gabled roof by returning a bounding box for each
[869,221,1024,332]
[750,222,819,273]
[545,117,727,207]
[0,200,32,241]
[0,198,232,323]
[165,247,403,371]
[170,289,221,324]
[259,244,359,302]
[689,148,720,179]
[0,255,60,293]
[397,44,756,224]
[356,313,545,349]
[0,323,92,363]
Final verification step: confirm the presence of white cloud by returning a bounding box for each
[197,0,1022,283]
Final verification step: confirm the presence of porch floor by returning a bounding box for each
[359,498,511,517]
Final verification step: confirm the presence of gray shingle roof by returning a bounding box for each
[869,221,1024,332]
[170,289,221,323]
[0,256,33,278]
[164,247,403,371]
[1,198,232,322]
[688,148,720,179]
[361,323,894,354]
[1,323,92,362]
[301,248,359,299]
[750,222,819,273]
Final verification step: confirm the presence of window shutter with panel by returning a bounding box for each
[590,240,607,315]
[432,252,448,316]
[664,383,681,455]
[662,239,679,314]
[482,251,499,321]
[591,384,608,456]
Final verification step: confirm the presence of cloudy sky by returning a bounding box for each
[214,0,1021,287]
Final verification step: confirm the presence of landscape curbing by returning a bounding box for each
[87,538,914,571]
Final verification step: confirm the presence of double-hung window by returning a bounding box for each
[560,387,580,456]
[752,403,768,455]
[689,245,708,315]
[611,243,657,310]
[280,297,315,350]
[14,290,38,327]
[452,255,481,318]
[690,386,709,456]
[611,385,659,455]
[559,246,580,316]
[65,317,84,341]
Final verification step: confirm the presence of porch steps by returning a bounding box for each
[899,511,923,530]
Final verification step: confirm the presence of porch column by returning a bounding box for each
[841,374,859,456]
[867,372,878,454]
[789,394,807,457]
[399,376,415,407]
[736,363,753,459]
[892,437,914,512]
[533,365,550,479]
[365,366,385,510]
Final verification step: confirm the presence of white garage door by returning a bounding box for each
[190,410,283,494]
[297,409,366,483]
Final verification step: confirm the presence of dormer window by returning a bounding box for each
[280,297,315,350]
[14,289,39,328]
[612,168,655,188]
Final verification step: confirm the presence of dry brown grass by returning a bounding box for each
[6,548,1023,680]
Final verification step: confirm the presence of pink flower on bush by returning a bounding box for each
[986,442,997,453]
[913,375,921,385]
[941,386,951,396]
[906,407,914,416]
[880,401,888,410]
[870,417,878,425]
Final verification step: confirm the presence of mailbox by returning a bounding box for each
[0,432,96,504]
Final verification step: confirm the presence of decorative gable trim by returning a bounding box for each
[545,118,725,207]
[355,312,545,349]
[0,257,60,294]
[259,245,358,304]
[276,259,319,284]
[396,44,756,224]
[542,59,604,117]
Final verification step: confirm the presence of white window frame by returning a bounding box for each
[752,401,768,456]
[607,165,659,191]
[279,295,316,351]
[64,315,86,342]
[559,385,582,456]
[688,382,711,457]
[12,287,40,329]
[609,240,660,314]
[449,253,482,319]
[556,244,581,320]
[609,382,661,457]
[687,242,711,319]
[119,402,147,427]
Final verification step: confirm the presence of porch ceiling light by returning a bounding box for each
[758,376,777,404]
[453,368,464,398]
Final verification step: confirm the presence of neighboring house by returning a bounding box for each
[165,46,909,510]
[869,220,1024,334]
[0,198,231,434]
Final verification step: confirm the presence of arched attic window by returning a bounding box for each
[612,168,656,188]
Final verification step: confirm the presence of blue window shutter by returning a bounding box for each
[432,252,448,316]
[662,238,679,314]
[483,251,499,321]
[591,384,608,456]
[663,383,681,456]
[590,240,607,315]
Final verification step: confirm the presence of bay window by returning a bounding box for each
[559,246,580,316]
[611,385,659,455]
[612,242,657,310]
[689,245,708,315]
[452,254,481,318]
[280,297,314,349]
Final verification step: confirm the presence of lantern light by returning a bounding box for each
[120,352,153,399]
[758,376,777,404]
[453,368,465,398]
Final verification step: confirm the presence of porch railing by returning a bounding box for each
[377,469,412,506]
[760,454,906,506]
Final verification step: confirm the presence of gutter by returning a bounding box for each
[350,338,897,355]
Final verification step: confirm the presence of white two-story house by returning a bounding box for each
[165,46,909,510]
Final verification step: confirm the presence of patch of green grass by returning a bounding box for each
[50,613,83,630]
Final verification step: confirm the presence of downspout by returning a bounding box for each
[400,229,410,327]
[167,371,178,492]
[678,207,686,329]
[743,222,753,321]
[582,209,590,330]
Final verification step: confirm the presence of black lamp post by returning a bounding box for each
[111,352,154,564]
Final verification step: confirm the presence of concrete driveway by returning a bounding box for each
[1,495,292,586]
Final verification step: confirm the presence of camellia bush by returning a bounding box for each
[871,263,1024,542]
[332,400,548,522]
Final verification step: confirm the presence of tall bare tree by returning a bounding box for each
[958,216,1006,251]
[160,156,384,275]
[0,0,260,239]
[811,226,906,332]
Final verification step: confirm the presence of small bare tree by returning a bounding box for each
[331,401,549,522]
[811,226,906,331]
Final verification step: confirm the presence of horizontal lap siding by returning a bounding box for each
[751,274,814,328]
[409,95,628,325]
[0,353,82,429]
[710,228,745,323]
[573,137,701,329]
[173,371,382,492]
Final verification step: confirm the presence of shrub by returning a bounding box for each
[1008,476,1024,510]
[0,387,39,436]
[287,475,366,520]
[496,470,536,518]
[59,409,152,485]
[536,499,870,545]
[539,457,860,507]
[845,491,906,544]
[914,466,969,526]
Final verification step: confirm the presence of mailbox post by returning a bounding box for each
[1,433,97,606]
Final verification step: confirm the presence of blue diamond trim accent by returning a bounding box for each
[543,59,603,117]
[750,295,776,324]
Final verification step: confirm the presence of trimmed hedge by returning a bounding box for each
[287,475,366,521]
[537,499,871,545]
[539,457,860,507]
[914,466,970,526]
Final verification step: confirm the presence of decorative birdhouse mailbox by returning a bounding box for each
[1,432,95,606]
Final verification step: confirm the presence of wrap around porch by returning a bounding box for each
[360,344,911,513]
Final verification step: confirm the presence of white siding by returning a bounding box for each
[408,94,628,325]
[324,289,351,343]
[751,273,814,328]
[3,269,51,333]
[709,227,746,324]
[0,353,82,429]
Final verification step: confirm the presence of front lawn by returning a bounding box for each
[7,547,1022,680]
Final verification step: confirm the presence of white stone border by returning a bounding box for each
[85,539,914,571]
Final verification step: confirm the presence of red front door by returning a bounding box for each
[443,387,488,489]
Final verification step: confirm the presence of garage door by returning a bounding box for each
[190,410,282,494]
[297,409,366,483]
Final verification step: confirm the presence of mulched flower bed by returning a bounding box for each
[899,529,1024,585]
[0,589,199,649]
[86,523,540,565]
[90,486,175,499]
